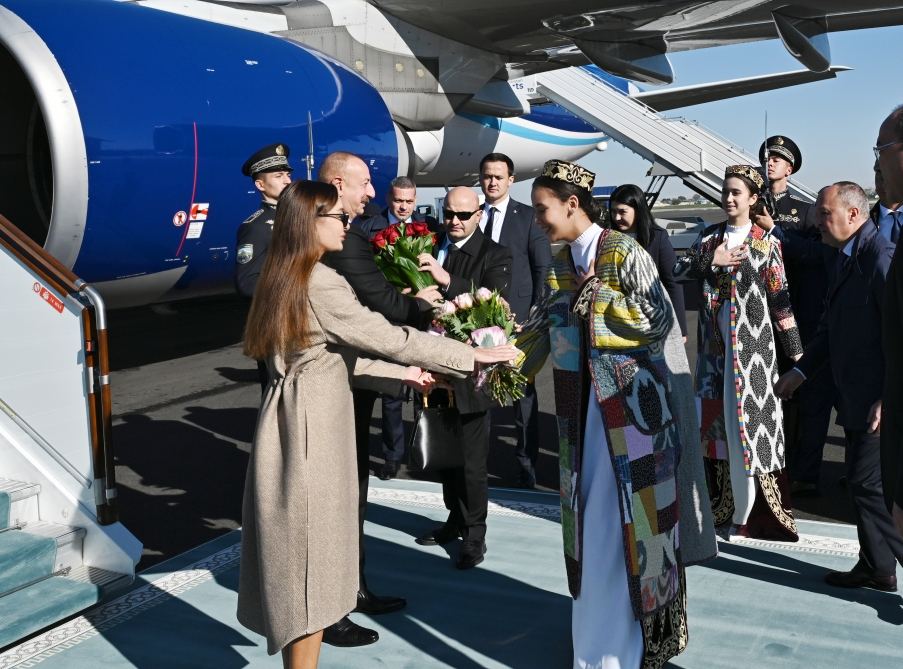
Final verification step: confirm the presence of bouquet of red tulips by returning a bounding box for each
[372,221,438,292]
[430,287,526,405]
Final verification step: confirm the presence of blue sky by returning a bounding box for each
[501,24,903,202]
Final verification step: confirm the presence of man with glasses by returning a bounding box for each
[318,152,442,647]
[877,106,903,539]
[478,152,552,490]
[752,136,834,498]
[415,186,512,569]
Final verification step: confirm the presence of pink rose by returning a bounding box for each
[474,287,493,303]
[438,300,457,316]
[469,325,508,348]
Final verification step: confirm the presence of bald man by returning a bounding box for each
[414,186,512,569]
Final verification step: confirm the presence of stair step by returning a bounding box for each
[0,478,41,528]
[67,565,133,592]
[0,575,99,649]
[21,523,86,573]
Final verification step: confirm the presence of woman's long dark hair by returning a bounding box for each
[608,184,655,248]
[243,180,339,360]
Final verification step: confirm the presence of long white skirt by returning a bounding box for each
[572,387,644,669]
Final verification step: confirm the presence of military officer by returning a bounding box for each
[753,135,836,496]
[234,143,293,298]
[234,143,293,392]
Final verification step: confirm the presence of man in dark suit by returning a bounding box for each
[876,105,903,538]
[318,152,441,646]
[478,153,552,488]
[414,186,512,569]
[776,181,902,591]
[353,176,439,480]
[753,137,835,496]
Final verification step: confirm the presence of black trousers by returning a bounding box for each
[381,393,406,463]
[352,388,380,585]
[787,364,836,484]
[844,428,903,576]
[512,382,539,480]
[440,411,490,542]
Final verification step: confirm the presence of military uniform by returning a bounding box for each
[233,143,292,298]
[235,202,277,298]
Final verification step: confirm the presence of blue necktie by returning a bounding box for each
[891,210,901,244]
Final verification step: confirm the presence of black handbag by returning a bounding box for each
[408,391,464,473]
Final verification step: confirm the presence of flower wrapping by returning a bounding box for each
[433,288,527,405]
[372,221,437,292]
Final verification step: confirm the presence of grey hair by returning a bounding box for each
[389,176,417,191]
[831,181,870,221]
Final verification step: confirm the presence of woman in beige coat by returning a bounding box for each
[236,180,517,668]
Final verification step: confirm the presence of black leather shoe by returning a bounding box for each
[354,588,406,615]
[377,461,398,481]
[456,540,486,570]
[321,616,379,647]
[824,564,897,592]
[415,524,459,546]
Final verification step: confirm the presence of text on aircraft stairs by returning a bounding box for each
[535,67,817,203]
[0,214,140,649]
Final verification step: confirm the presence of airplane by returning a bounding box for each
[1,0,901,308]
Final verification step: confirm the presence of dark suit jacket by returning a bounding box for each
[492,199,552,322]
[435,227,512,413]
[797,221,895,430]
[644,225,688,336]
[321,224,426,328]
[358,210,440,239]
[882,220,903,508]
[436,227,512,301]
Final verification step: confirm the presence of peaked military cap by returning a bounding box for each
[758,135,802,171]
[242,143,293,177]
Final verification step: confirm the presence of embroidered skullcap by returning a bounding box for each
[724,164,765,191]
[540,159,595,194]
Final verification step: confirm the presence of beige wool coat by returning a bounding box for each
[237,263,475,654]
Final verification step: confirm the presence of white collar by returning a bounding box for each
[569,223,603,274]
[444,228,477,250]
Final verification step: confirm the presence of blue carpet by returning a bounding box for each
[0,492,9,530]
[0,480,900,668]
[0,531,57,594]
[0,576,99,649]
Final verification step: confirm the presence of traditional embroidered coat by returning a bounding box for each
[674,222,803,475]
[549,229,715,633]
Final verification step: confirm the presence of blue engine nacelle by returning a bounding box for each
[0,0,398,306]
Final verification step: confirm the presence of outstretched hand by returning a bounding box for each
[402,367,436,393]
[473,344,520,366]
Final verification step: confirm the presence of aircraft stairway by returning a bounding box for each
[0,214,140,649]
[535,68,817,204]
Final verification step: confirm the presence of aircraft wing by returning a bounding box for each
[364,0,903,84]
[633,66,852,112]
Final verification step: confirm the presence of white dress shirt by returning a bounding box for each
[479,195,510,244]
[569,222,603,276]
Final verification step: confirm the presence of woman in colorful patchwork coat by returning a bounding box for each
[673,165,803,541]
[532,159,716,669]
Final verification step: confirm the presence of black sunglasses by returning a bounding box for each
[321,212,351,229]
[443,208,480,220]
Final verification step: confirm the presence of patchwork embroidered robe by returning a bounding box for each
[549,229,716,668]
[674,222,803,535]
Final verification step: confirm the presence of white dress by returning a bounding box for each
[570,225,644,669]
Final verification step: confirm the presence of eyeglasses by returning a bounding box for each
[321,212,350,229]
[443,208,480,221]
[873,140,903,160]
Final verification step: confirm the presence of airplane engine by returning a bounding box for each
[0,0,398,307]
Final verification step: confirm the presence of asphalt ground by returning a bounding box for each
[106,208,850,568]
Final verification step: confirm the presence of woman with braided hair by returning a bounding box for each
[532,159,715,669]
[674,165,803,542]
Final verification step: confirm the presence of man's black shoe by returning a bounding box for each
[321,616,378,647]
[824,562,897,592]
[415,524,459,546]
[378,461,398,481]
[456,540,486,570]
[354,589,406,615]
